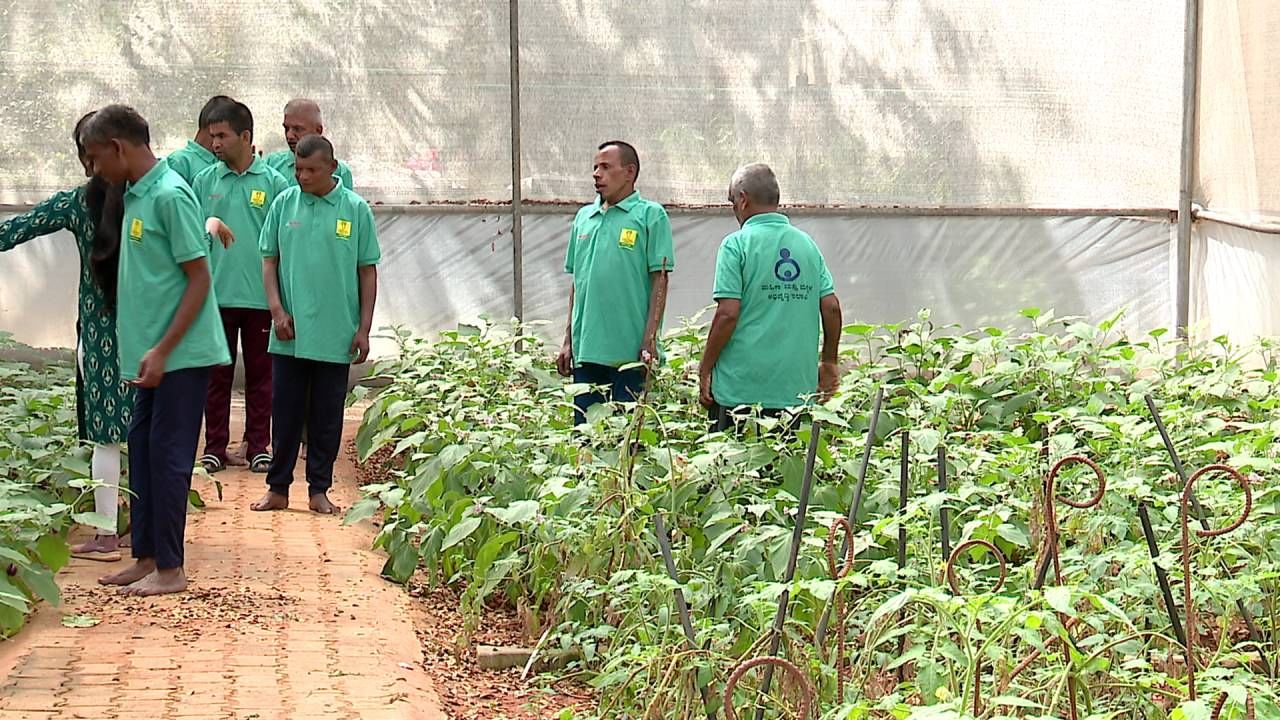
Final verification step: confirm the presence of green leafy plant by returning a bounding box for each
[349,312,1279,719]
[0,333,108,636]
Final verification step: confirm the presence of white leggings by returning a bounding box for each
[92,444,121,532]
[79,343,121,533]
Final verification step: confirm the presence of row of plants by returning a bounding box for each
[349,310,1279,719]
[0,334,107,637]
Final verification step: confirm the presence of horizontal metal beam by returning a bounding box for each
[1,202,1177,219]
[1195,208,1280,235]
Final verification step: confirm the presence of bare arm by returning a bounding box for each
[640,269,670,362]
[818,293,843,400]
[263,256,294,341]
[698,298,741,407]
[351,265,378,364]
[556,284,575,376]
[132,258,213,387]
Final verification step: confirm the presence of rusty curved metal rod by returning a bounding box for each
[825,517,856,702]
[723,656,816,720]
[1032,455,1107,720]
[1181,464,1252,701]
[944,538,1008,716]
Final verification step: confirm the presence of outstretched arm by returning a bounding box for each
[0,190,79,253]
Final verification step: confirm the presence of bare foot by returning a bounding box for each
[98,558,155,586]
[309,493,340,514]
[251,491,290,512]
[119,567,187,596]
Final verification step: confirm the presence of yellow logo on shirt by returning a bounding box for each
[619,228,638,248]
[249,189,267,208]
[336,219,352,239]
[129,218,143,243]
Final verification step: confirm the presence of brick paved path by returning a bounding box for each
[0,406,444,720]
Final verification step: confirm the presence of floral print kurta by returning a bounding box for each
[0,187,133,443]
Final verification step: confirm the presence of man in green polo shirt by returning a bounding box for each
[556,140,673,425]
[165,95,234,186]
[79,104,231,596]
[699,163,843,432]
[264,99,354,190]
[193,100,292,476]
[251,135,379,515]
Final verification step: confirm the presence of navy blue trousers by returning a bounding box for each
[572,362,646,425]
[128,366,210,569]
[266,354,349,495]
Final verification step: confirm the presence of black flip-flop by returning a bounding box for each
[250,453,272,473]
[199,454,226,473]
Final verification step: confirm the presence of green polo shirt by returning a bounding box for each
[118,162,231,381]
[264,149,354,191]
[564,191,674,367]
[164,140,217,187]
[711,213,835,409]
[193,158,292,310]
[259,178,380,365]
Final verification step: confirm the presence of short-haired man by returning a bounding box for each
[165,95,234,186]
[264,99,354,190]
[80,105,231,596]
[193,100,292,475]
[556,141,673,424]
[699,164,842,431]
[252,135,379,515]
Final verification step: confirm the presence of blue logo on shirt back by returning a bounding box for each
[774,248,801,281]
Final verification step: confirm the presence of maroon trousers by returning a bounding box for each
[204,307,273,460]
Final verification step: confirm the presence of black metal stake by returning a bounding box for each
[1137,502,1187,647]
[752,421,823,720]
[895,429,910,682]
[814,387,885,655]
[653,513,717,720]
[1144,394,1272,676]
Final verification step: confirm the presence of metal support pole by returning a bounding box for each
[508,0,524,324]
[1175,0,1201,338]
[1144,394,1272,676]
[653,513,717,720]
[813,387,884,655]
[752,421,823,720]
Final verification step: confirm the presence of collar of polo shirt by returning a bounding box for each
[303,176,344,205]
[218,155,272,178]
[743,212,789,226]
[590,189,642,216]
[126,161,168,198]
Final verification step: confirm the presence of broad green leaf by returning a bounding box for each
[35,535,69,573]
[485,500,539,526]
[1045,586,1073,616]
[441,516,483,551]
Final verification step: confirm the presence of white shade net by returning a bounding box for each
[0,1,1182,209]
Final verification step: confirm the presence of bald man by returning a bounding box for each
[699,163,842,433]
[263,99,355,190]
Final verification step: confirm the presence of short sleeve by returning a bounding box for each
[646,205,675,273]
[162,187,209,264]
[259,193,283,258]
[355,200,380,267]
[712,236,743,300]
[818,257,835,298]
[271,169,292,199]
[191,167,215,215]
[563,217,578,275]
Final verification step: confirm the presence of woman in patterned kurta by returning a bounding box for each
[0,113,133,560]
